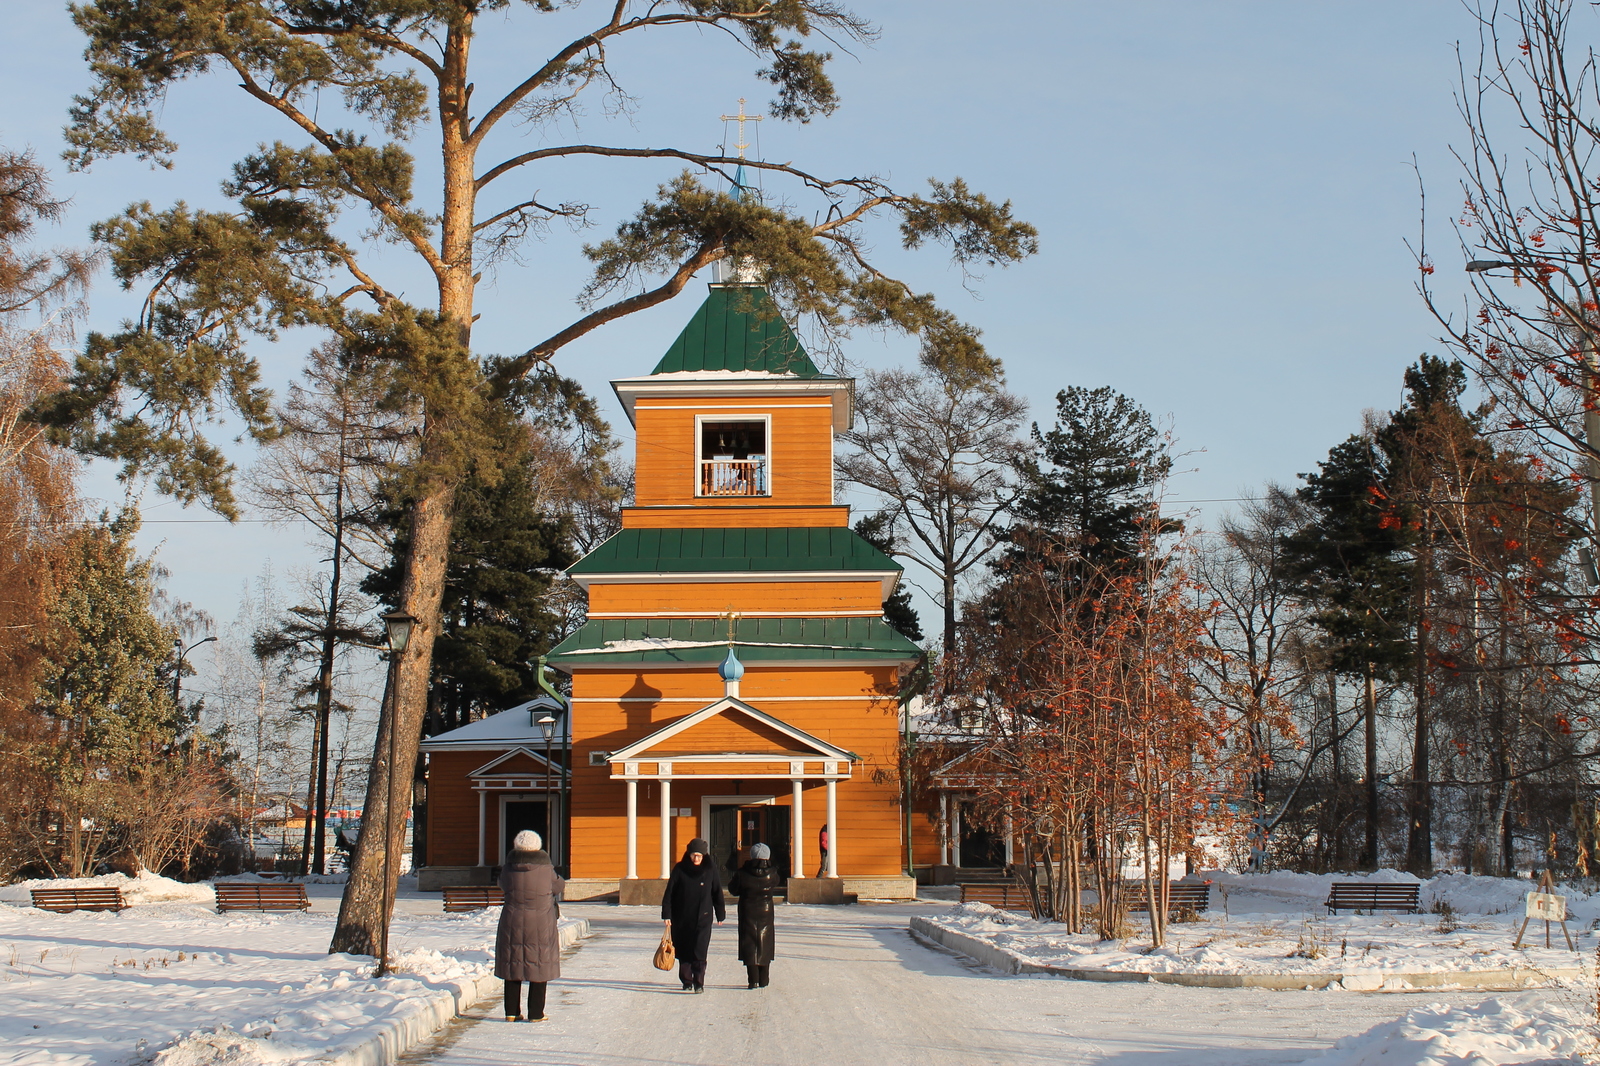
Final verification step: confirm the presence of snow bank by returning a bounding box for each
[0,871,215,906]
[1207,868,1596,918]
[1299,995,1590,1065]
[924,900,1586,980]
[0,897,587,1065]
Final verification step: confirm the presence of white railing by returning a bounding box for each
[699,458,768,497]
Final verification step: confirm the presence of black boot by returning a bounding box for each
[746,964,759,989]
[757,964,770,988]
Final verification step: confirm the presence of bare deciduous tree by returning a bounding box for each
[837,352,1026,653]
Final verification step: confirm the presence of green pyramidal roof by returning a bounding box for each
[651,285,821,378]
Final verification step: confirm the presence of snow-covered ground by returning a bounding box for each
[923,870,1594,981]
[411,903,1576,1066]
[0,885,583,1066]
[1301,995,1593,1066]
[926,900,1587,981]
[3,870,1595,1065]
[1207,867,1600,923]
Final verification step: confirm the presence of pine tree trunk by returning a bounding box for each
[1328,670,1342,870]
[328,14,477,957]
[1364,666,1379,871]
[311,472,347,875]
[300,715,321,875]
[1406,528,1432,875]
[329,487,456,956]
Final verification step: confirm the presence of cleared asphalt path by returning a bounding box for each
[409,902,1500,1066]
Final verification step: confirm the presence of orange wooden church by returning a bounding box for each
[417,272,924,902]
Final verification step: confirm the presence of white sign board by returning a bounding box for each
[1526,891,1567,922]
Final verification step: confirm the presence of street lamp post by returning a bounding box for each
[537,714,556,863]
[533,656,571,875]
[172,635,218,712]
[375,609,416,978]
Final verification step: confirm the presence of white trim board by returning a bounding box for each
[607,695,855,763]
[572,569,901,598]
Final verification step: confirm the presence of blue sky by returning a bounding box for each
[3,0,1499,663]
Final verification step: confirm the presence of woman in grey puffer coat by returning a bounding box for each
[494,829,564,1021]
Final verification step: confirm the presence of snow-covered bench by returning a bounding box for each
[442,886,503,912]
[30,887,128,912]
[1325,882,1420,915]
[214,882,310,912]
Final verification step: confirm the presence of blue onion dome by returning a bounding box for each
[719,646,745,682]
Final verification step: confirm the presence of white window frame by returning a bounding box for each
[693,412,772,499]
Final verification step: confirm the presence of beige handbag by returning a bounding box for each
[653,927,676,971]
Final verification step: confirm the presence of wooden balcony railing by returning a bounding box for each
[699,458,768,497]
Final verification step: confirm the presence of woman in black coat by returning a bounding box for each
[727,842,778,988]
[494,829,564,1022]
[660,837,724,992]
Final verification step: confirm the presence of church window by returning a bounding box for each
[698,417,769,496]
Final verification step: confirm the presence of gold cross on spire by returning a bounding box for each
[720,98,763,159]
[722,605,743,645]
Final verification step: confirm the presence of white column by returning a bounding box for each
[626,779,638,880]
[790,778,805,878]
[825,777,838,878]
[476,790,486,867]
[658,777,672,878]
[939,792,949,866]
[1003,810,1014,866]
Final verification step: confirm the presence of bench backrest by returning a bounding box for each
[442,886,504,911]
[30,887,127,911]
[1123,881,1210,911]
[957,882,1028,911]
[214,883,310,909]
[1325,883,1421,911]
[1327,883,1420,901]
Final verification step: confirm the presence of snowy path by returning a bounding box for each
[410,903,1513,1066]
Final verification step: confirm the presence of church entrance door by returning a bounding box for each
[708,802,791,882]
[500,796,549,864]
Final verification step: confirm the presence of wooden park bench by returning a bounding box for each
[1124,880,1212,916]
[1324,881,1420,915]
[213,882,310,912]
[957,881,1031,913]
[442,885,503,912]
[30,887,128,913]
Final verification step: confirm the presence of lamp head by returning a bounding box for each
[382,610,417,654]
[537,713,556,740]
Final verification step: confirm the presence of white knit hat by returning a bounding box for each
[513,829,542,852]
[750,843,771,860]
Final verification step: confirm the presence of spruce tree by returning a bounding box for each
[1005,386,1174,577]
[852,512,924,643]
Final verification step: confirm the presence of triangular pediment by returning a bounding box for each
[931,746,1014,786]
[610,696,854,762]
[468,747,559,778]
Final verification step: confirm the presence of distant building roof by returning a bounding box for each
[419,695,569,752]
